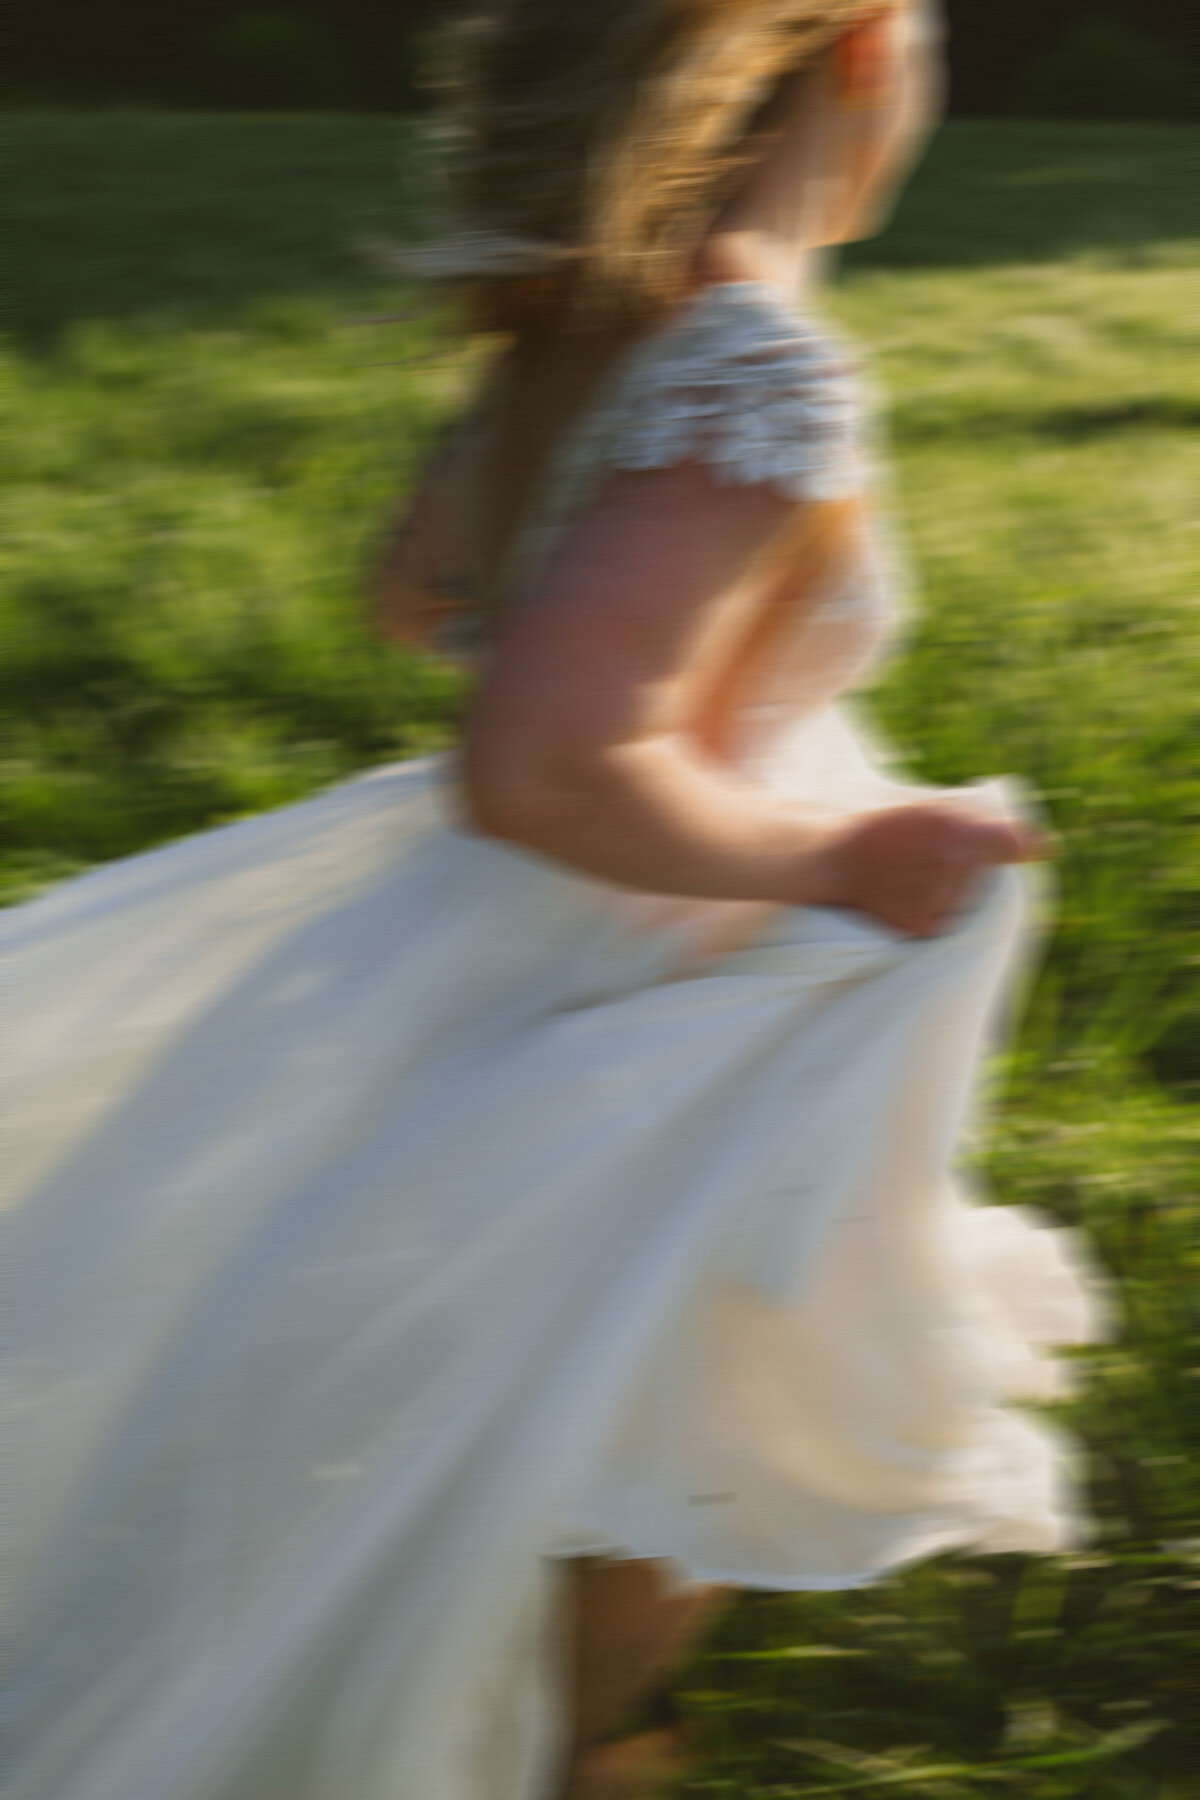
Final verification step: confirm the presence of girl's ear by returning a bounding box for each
[823,1,943,247]
[834,13,897,113]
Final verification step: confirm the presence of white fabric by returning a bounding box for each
[4,282,1108,1800]
[601,281,867,502]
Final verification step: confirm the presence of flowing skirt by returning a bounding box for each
[4,702,1106,1800]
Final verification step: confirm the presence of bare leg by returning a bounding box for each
[553,1557,735,1798]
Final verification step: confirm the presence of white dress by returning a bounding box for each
[5,282,1106,1800]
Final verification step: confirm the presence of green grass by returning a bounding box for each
[3,112,1197,1795]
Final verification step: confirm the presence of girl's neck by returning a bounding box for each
[689,229,829,310]
[689,60,841,309]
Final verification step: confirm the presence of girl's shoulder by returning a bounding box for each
[596,280,873,504]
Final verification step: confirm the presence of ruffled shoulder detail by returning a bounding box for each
[600,281,869,504]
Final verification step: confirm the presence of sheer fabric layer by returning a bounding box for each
[5,732,1107,1800]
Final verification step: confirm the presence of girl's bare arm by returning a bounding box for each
[368,427,481,662]
[461,463,1040,931]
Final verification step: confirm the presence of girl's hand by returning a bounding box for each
[367,420,483,658]
[806,803,1050,937]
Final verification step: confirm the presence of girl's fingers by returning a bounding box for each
[1020,824,1059,861]
[968,820,1052,865]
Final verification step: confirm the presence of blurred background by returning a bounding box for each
[10,1,1199,119]
[4,5,1197,1796]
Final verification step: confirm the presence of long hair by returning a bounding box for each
[416,1,898,604]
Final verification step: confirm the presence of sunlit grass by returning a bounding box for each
[3,112,1197,1795]
[0,301,463,881]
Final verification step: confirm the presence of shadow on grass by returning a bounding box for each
[7,113,1198,352]
[893,396,1200,442]
[7,110,435,352]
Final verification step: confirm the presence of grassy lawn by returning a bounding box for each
[4,112,1198,1794]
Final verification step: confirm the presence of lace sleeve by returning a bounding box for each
[600,281,869,504]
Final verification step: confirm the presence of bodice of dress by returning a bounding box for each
[493,279,906,773]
